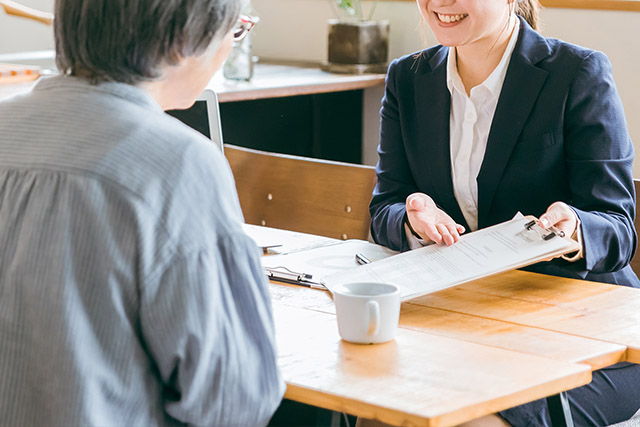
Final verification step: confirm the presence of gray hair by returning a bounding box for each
[54,0,245,85]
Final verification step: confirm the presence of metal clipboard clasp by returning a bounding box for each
[524,219,566,241]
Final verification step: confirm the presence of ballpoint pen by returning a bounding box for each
[355,253,372,265]
[264,266,326,290]
[260,244,283,254]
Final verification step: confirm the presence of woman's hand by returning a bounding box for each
[406,193,465,246]
[538,201,578,238]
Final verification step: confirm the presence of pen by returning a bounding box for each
[264,267,326,290]
[355,253,372,265]
[260,244,283,254]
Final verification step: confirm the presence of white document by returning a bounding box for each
[323,215,580,301]
[242,223,338,254]
[261,239,398,281]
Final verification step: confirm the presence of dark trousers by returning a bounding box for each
[500,363,640,426]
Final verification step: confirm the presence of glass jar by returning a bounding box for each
[223,33,253,81]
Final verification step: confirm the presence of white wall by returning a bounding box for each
[0,0,54,54]
[2,0,639,174]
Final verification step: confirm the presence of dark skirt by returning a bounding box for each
[499,362,640,426]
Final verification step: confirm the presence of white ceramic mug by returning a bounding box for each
[333,282,401,344]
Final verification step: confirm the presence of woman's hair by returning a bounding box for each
[54,0,244,85]
[515,0,540,30]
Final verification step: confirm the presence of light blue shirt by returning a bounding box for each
[0,76,285,426]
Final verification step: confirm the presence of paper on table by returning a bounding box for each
[261,239,398,281]
[323,215,580,301]
[242,223,338,254]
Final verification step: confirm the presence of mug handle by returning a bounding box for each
[366,300,380,336]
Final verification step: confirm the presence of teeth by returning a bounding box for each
[437,13,467,23]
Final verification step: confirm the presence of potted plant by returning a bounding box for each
[324,0,389,74]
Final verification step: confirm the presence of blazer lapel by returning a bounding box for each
[477,19,551,227]
[413,47,468,228]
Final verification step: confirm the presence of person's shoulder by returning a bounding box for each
[79,93,238,223]
[513,21,613,86]
[539,39,615,92]
[547,37,601,61]
[532,32,609,72]
[100,100,228,189]
[107,110,243,248]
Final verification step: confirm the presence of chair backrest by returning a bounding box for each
[631,179,640,275]
[224,144,377,240]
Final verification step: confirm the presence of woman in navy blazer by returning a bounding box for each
[369,0,640,425]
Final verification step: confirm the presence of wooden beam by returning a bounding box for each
[386,0,640,12]
[540,0,640,11]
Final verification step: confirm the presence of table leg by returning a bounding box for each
[547,392,574,427]
[330,410,342,427]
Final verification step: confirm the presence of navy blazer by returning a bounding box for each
[370,17,640,287]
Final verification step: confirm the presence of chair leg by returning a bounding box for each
[547,392,574,427]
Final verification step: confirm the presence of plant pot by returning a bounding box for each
[324,19,389,74]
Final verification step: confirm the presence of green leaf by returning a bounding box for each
[336,0,356,16]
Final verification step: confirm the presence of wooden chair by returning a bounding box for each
[224,144,377,240]
[632,179,640,275]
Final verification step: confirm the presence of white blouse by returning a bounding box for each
[447,19,520,232]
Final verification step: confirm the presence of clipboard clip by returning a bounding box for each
[264,266,326,290]
[524,220,565,241]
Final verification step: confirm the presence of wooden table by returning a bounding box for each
[270,269,640,426]
[408,270,640,364]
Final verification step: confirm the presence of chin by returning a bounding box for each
[429,30,457,47]
[434,37,462,48]
[431,29,469,48]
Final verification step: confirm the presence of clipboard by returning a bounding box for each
[323,214,580,301]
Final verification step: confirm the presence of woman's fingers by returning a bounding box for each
[446,223,462,244]
[424,223,443,244]
[437,223,453,246]
[539,201,578,237]
[405,192,465,245]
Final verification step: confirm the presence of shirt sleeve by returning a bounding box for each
[561,210,584,262]
[139,234,285,426]
[404,222,429,250]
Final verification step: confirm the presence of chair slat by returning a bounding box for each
[225,144,376,240]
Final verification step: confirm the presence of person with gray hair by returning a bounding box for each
[0,0,284,425]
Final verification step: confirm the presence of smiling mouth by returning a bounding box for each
[435,13,468,23]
